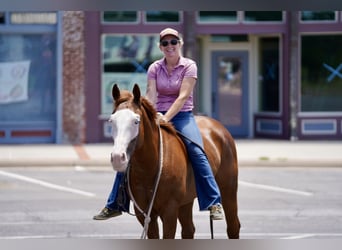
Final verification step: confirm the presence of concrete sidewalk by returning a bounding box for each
[0,139,341,167]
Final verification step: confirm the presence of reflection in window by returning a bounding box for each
[101,34,163,114]
[102,11,138,23]
[244,11,283,22]
[198,11,237,23]
[301,35,342,112]
[145,11,180,22]
[0,12,5,24]
[258,37,280,112]
[10,12,57,24]
[301,11,336,21]
[0,34,56,121]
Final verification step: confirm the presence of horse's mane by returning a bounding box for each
[140,97,178,136]
[113,90,177,136]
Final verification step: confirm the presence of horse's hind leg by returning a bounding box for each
[178,201,195,239]
[220,179,241,239]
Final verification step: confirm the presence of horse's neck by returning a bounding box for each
[130,120,160,178]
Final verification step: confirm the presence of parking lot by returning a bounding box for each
[0,165,341,239]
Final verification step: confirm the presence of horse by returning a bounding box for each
[108,83,240,239]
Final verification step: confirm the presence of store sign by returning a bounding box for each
[0,61,30,104]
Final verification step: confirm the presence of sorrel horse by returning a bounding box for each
[109,84,240,239]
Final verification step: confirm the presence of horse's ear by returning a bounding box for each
[132,84,141,106]
[112,84,120,101]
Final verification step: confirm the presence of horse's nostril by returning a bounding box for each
[121,153,126,161]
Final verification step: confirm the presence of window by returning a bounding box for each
[0,33,57,121]
[101,34,163,115]
[198,11,237,23]
[10,12,57,24]
[301,11,336,22]
[301,34,342,112]
[145,11,180,22]
[211,35,248,42]
[0,12,5,24]
[258,37,280,112]
[102,11,138,23]
[244,11,283,22]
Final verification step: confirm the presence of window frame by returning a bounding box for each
[299,11,338,24]
[196,11,239,24]
[242,11,285,24]
[299,32,342,114]
[143,11,182,24]
[101,11,140,25]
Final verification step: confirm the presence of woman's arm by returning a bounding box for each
[145,78,157,108]
[162,76,196,122]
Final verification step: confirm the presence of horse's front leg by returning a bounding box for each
[147,215,160,239]
[160,202,179,239]
[136,210,160,239]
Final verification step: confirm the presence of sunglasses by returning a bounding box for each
[160,39,179,47]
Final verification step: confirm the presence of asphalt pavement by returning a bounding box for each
[0,139,341,167]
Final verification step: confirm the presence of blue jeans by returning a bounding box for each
[105,172,129,212]
[170,111,221,210]
[105,111,221,211]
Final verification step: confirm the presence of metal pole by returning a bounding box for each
[210,217,214,239]
[289,11,299,141]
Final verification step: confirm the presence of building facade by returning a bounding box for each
[1,11,342,144]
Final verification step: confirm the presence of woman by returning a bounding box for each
[93,27,223,221]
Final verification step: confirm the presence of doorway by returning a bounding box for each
[211,51,249,137]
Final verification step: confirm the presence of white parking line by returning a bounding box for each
[0,170,96,197]
[239,180,313,196]
[282,234,316,239]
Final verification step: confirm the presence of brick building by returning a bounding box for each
[1,11,342,144]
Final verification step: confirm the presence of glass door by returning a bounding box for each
[211,51,249,137]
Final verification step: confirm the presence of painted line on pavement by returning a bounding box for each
[281,234,316,239]
[239,180,313,196]
[0,170,95,197]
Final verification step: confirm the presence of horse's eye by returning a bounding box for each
[134,119,140,125]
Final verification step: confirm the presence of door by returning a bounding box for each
[211,51,249,137]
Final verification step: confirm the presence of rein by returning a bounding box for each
[127,119,164,239]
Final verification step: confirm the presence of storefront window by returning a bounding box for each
[0,33,56,121]
[102,11,138,23]
[244,11,283,22]
[301,11,336,22]
[198,11,237,23]
[101,34,163,115]
[145,11,180,22]
[301,34,342,112]
[10,12,57,24]
[258,37,280,112]
[0,12,5,24]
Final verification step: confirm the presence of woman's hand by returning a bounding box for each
[156,112,168,123]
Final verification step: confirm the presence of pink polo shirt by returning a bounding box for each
[147,56,197,112]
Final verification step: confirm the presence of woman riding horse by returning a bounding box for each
[94,27,223,221]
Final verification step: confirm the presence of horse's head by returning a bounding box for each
[108,84,143,172]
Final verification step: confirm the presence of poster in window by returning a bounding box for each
[0,61,30,104]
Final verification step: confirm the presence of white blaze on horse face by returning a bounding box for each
[109,109,140,172]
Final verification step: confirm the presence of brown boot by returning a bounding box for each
[93,207,122,220]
